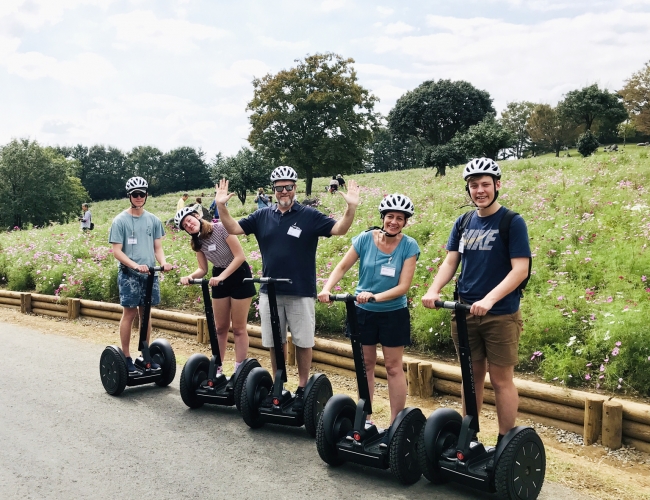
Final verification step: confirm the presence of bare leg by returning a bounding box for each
[295,346,312,388]
[212,297,231,363]
[362,345,377,403]
[461,358,487,417]
[383,346,406,424]
[489,363,519,434]
[230,297,252,363]
[119,307,138,357]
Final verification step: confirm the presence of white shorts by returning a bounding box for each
[259,293,315,349]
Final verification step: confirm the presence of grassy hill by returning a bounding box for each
[1,145,650,394]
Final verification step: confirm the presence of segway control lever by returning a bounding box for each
[147,265,164,274]
[434,300,471,311]
[329,294,375,303]
[243,277,292,284]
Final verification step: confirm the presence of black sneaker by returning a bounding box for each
[441,446,458,461]
[150,360,161,370]
[126,357,138,373]
[292,388,305,413]
[378,426,392,449]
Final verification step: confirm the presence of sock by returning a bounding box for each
[216,365,223,375]
[497,433,504,445]
[234,361,242,371]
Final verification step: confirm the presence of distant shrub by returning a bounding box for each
[577,130,599,157]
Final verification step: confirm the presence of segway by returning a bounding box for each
[99,266,176,396]
[179,279,260,410]
[239,277,333,437]
[316,294,425,485]
[418,300,546,499]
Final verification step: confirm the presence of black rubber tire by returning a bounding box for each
[233,359,261,412]
[303,376,333,438]
[241,367,272,429]
[150,339,176,387]
[389,409,426,485]
[99,346,127,396]
[179,354,209,409]
[417,408,462,484]
[316,394,356,467]
[494,427,546,500]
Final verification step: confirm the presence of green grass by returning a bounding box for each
[2,145,650,393]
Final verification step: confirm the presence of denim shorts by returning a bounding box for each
[118,269,161,308]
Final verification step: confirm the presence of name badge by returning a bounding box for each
[128,237,137,245]
[287,225,302,238]
[459,238,465,254]
[380,265,396,277]
[207,244,216,251]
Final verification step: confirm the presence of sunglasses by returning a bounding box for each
[130,191,147,198]
[273,184,295,193]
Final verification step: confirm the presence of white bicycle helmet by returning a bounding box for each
[175,206,199,228]
[270,166,298,183]
[462,158,501,181]
[379,193,415,218]
[125,176,148,193]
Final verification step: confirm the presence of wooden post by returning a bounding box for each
[418,362,434,398]
[67,298,81,320]
[584,396,603,445]
[602,400,623,449]
[20,293,32,314]
[196,318,206,344]
[287,334,296,366]
[407,361,420,397]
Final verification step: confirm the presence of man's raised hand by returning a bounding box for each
[215,179,237,205]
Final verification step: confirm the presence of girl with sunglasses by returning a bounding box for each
[175,206,256,374]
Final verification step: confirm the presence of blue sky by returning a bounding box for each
[1,0,649,159]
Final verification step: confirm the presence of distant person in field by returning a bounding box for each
[336,174,346,191]
[109,176,172,374]
[79,203,92,231]
[328,176,339,194]
[421,158,531,451]
[175,206,256,374]
[193,197,204,219]
[177,193,189,212]
[254,187,271,210]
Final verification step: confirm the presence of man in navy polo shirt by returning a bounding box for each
[215,166,360,411]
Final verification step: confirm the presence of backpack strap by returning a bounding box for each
[499,209,532,296]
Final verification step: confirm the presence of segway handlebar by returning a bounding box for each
[243,277,292,284]
[434,300,472,311]
[328,294,375,303]
[186,279,223,285]
[148,266,164,273]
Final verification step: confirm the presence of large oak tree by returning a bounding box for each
[619,61,650,135]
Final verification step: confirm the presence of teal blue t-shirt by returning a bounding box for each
[351,230,420,312]
[109,210,165,269]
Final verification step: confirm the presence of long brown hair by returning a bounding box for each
[189,218,214,252]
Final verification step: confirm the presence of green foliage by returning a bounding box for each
[0,139,89,229]
[127,146,164,195]
[159,147,211,194]
[577,130,600,157]
[559,83,628,132]
[247,52,378,195]
[211,148,274,204]
[619,60,650,135]
[500,101,536,158]
[368,126,424,172]
[460,113,515,160]
[526,104,579,157]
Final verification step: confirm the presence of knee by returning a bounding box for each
[232,327,247,338]
[384,361,404,378]
[489,371,515,392]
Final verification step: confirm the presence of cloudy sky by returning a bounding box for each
[1,0,649,159]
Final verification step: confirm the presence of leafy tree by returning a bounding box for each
[526,104,579,157]
[158,147,211,194]
[460,114,515,160]
[559,84,628,132]
[82,145,130,201]
[500,101,536,158]
[368,126,424,172]
[211,148,274,204]
[247,53,378,195]
[576,130,599,157]
[0,139,88,228]
[617,120,636,147]
[126,146,163,195]
[619,60,650,135]
[423,138,468,177]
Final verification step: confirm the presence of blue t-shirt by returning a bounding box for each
[352,230,420,312]
[238,202,336,297]
[447,206,530,315]
[109,210,165,269]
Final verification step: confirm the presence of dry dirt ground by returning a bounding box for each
[2,306,649,499]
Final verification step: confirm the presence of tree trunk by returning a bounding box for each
[304,166,313,196]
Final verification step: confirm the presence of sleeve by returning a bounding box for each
[508,215,531,259]
[152,216,165,239]
[351,231,367,256]
[405,237,421,261]
[215,222,229,241]
[82,212,91,223]
[238,211,259,235]
[446,216,463,252]
[108,218,123,244]
[309,207,336,237]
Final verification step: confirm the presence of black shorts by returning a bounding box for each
[354,306,411,347]
[211,261,256,300]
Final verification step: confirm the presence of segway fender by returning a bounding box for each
[230,358,257,385]
[423,408,463,463]
[183,353,210,381]
[304,372,325,397]
[244,367,271,410]
[109,345,127,363]
[388,407,422,444]
[320,394,356,446]
[493,425,530,467]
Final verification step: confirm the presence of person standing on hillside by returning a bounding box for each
[177,193,189,212]
[79,203,92,231]
[215,166,360,412]
[421,158,531,453]
[109,177,172,374]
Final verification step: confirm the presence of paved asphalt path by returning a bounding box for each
[0,322,593,500]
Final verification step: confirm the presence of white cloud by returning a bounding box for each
[258,36,310,50]
[355,62,427,79]
[376,6,394,17]
[0,0,115,30]
[384,21,416,35]
[320,0,347,12]
[109,10,228,53]
[211,59,270,88]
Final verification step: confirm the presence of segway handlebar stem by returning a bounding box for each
[243,277,292,284]
[329,294,376,303]
[147,266,164,274]
[434,300,471,311]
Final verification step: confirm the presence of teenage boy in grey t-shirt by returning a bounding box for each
[109,176,172,373]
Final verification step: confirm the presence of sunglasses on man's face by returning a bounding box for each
[130,191,147,198]
[273,184,295,193]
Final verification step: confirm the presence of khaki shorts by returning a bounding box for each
[451,309,523,366]
[259,293,315,349]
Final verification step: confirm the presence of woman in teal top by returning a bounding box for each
[318,194,419,428]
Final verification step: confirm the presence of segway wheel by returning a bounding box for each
[179,354,210,409]
[494,428,545,500]
[99,346,127,396]
[418,408,462,484]
[303,375,333,438]
[233,358,261,411]
[316,394,356,466]
[241,367,272,429]
[389,408,426,485]
[150,339,177,387]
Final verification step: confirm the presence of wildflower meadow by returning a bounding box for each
[1,146,650,394]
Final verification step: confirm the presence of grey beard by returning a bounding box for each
[278,195,295,208]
